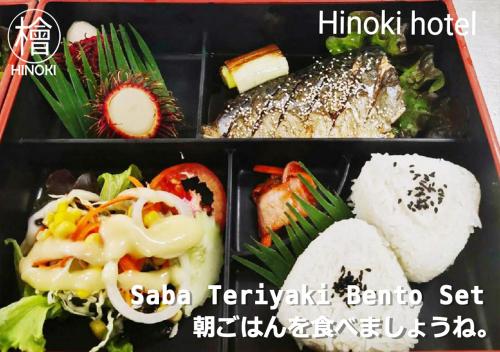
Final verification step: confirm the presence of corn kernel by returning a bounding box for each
[37,229,50,241]
[143,211,162,228]
[89,319,107,340]
[56,201,68,213]
[44,213,54,226]
[76,290,90,299]
[66,208,82,222]
[53,220,76,238]
[53,212,66,226]
[85,233,102,246]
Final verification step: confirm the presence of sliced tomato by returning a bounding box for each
[150,163,226,228]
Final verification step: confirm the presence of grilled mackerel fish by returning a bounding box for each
[203,50,405,138]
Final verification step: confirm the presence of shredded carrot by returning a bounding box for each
[34,256,72,268]
[71,222,100,241]
[161,259,170,269]
[118,254,144,272]
[253,165,284,175]
[73,195,137,241]
[128,175,144,188]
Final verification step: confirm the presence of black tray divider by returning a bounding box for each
[196,31,209,138]
[219,148,235,352]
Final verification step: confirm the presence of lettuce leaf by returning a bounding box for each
[97,164,142,201]
[0,295,62,352]
[106,335,134,352]
[396,51,445,137]
[395,89,432,137]
[399,52,445,93]
[4,239,34,297]
[326,11,407,56]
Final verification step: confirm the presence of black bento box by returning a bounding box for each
[0,1,498,351]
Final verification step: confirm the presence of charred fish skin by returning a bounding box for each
[202,49,405,138]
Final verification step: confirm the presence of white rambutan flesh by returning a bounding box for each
[104,85,160,138]
[66,21,98,43]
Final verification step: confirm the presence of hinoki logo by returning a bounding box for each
[7,9,61,76]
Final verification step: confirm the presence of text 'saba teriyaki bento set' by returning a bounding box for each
[0,1,498,352]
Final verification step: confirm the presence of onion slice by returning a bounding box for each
[119,188,193,227]
[102,262,181,324]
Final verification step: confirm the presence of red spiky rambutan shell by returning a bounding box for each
[89,72,182,138]
[54,36,99,76]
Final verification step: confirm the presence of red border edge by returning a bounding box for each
[0,0,36,110]
[0,0,499,178]
[0,3,498,351]
[444,0,500,176]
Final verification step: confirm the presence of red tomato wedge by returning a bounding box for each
[150,163,226,228]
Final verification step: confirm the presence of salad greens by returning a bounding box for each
[106,337,134,352]
[0,164,142,352]
[326,11,407,56]
[98,164,142,200]
[4,239,34,297]
[396,52,445,137]
[0,240,62,352]
[233,163,352,287]
[325,11,447,137]
[0,296,62,352]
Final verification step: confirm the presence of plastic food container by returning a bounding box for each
[0,1,498,351]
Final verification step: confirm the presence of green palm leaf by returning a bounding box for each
[233,164,353,287]
[32,23,178,139]
[100,26,116,72]
[96,30,108,80]
[232,256,280,287]
[79,45,97,99]
[110,23,129,72]
[119,24,142,73]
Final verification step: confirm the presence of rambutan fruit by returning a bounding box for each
[89,72,181,138]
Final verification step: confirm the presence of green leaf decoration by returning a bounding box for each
[96,30,108,80]
[128,24,164,84]
[79,45,97,99]
[285,204,317,240]
[63,39,91,134]
[269,230,294,265]
[285,224,304,258]
[233,164,353,287]
[110,23,129,72]
[232,256,280,287]
[100,26,116,73]
[245,240,291,281]
[31,23,181,139]
[119,24,142,72]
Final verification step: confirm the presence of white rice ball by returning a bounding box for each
[277,219,421,352]
[351,154,481,283]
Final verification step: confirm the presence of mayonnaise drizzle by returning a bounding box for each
[19,188,204,295]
